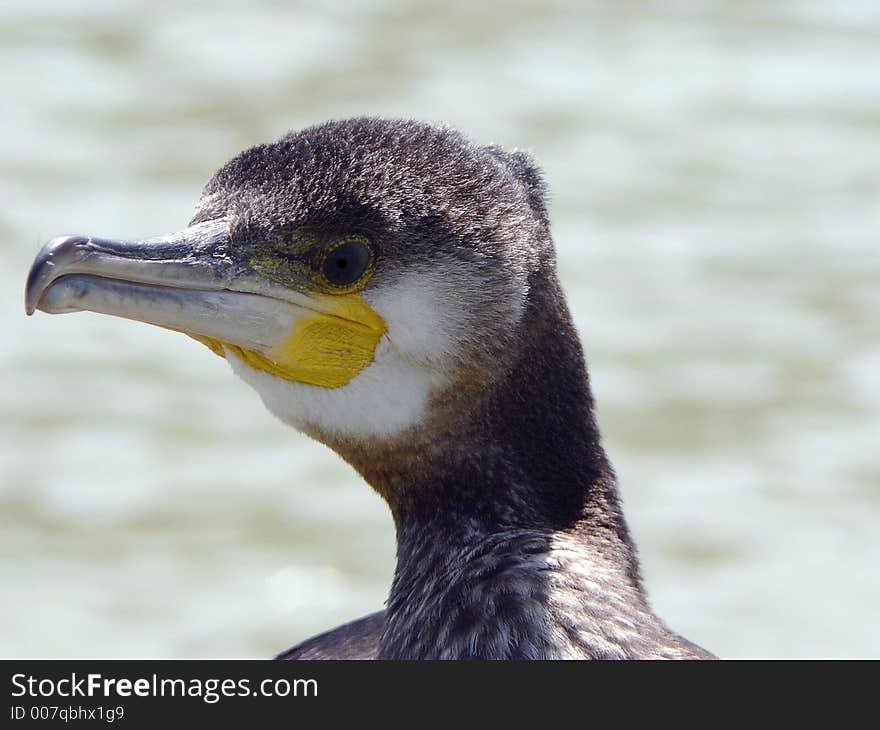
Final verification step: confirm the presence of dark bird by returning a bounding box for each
[25,118,714,659]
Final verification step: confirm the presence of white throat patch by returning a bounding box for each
[226,337,439,439]
[225,273,459,439]
[224,267,524,440]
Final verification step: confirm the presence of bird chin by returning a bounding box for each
[224,341,440,442]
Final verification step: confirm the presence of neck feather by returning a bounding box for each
[371,268,647,658]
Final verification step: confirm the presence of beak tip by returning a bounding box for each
[25,235,90,319]
[25,279,40,316]
[25,270,44,317]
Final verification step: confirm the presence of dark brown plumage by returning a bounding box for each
[195,118,713,659]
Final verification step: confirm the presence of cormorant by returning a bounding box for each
[25,118,714,659]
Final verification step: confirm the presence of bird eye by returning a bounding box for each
[321,239,372,288]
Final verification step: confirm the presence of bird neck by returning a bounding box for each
[380,515,649,659]
[383,266,639,536]
[374,268,646,658]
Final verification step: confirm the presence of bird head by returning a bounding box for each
[26,118,561,500]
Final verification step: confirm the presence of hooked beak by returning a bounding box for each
[24,221,386,388]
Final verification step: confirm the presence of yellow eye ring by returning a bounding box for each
[317,236,374,293]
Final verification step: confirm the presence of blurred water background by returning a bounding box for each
[1,0,878,658]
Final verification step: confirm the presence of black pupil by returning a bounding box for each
[323,241,370,286]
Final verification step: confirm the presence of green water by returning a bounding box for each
[1,1,878,657]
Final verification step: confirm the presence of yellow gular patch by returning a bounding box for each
[195,294,386,388]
